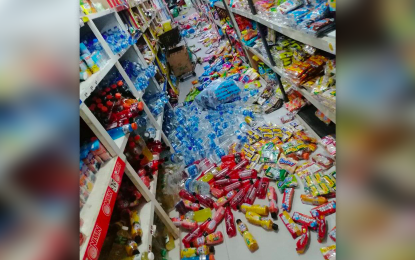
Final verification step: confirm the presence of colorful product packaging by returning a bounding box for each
[279,211,302,239]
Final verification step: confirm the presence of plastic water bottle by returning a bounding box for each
[185,178,210,195]
[107,123,138,140]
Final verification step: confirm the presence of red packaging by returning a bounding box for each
[205,206,226,234]
[210,187,225,198]
[310,200,336,218]
[329,226,336,242]
[183,199,201,211]
[296,226,310,254]
[256,177,270,199]
[243,177,261,205]
[194,193,215,209]
[317,215,327,243]
[229,185,250,210]
[223,181,241,193]
[279,211,302,239]
[282,188,295,212]
[181,219,199,230]
[228,159,249,176]
[140,175,150,188]
[267,186,279,219]
[224,206,237,237]
[213,178,238,187]
[229,169,257,180]
[221,153,242,163]
[292,212,318,230]
[182,218,211,248]
[213,190,237,209]
[179,189,197,202]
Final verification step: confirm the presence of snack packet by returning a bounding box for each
[320,245,336,260]
[277,154,298,174]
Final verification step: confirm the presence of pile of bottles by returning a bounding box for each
[121,60,157,91]
[80,138,112,208]
[143,91,170,117]
[162,100,263,166]
[102,26,138,55]
[80,35,108,81]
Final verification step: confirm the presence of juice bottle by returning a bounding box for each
[228,159,249,176]
[236,219,258,252]
[194,193,215,209]
[165,233,175,251]
[243,177,260,205]
[179,189,197,202]
[245,211,278,231]
[223,181,241,193]
[267,186,279,219]
[191,231,224,247]
[130,210,143,243]
[125,240,140,256]
[134,135,153,161]
[210,187,224,198]
[181,219,198,230]
[183,199,201,211]
[230,169,257,180]
[239,203,269,216]
[182,218,211,248]
[204,206,225,234]
[256,177,270,199]
[229,186,249,210]
[213,190,237,209]
[224,206,237,237]
[180,245,211,258]
[213,167,230,179]
[193,208,212,222]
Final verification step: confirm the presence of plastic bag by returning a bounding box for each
[194,78,243,109]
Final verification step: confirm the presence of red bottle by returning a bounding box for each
[194,193,215,209]
[256,177,270,199]
[221,153,242,163]
[210,187,224,198]
[140,175,151,188]
[213,177,238,187]
[224,206,237,237]
[229,185,250,210]
[230,169,257,180]
[223,181,241,193]
[179,189,197,202]
[204,206,226,234]
[182,218,211,248]
[213,167,230,180]
[228,159,249,176]
[243,177,260,205]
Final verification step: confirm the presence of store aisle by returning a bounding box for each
[174,7,220,103]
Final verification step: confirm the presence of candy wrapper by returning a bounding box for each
[310,200,336,218]
[281,140,307,155]
[312,153,335,169]
[295,161,321,174]
[284,97,306,112]
[280,211,302,239]
[320,135,336,157]
[293,130,317,143]
[321,245,336,260]
[296,226,310,254]
[329,226,336,242]
[292,211,318,229]
[277,154,298,174]
[281,188,295,212]
[260,142,280,163]
[317,215,327,243]
[300,194,328,206]
[264,167,286,180]
[278,0,304,14]
[277,175,298,193]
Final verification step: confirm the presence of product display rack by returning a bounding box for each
[80,1,181,260]
[213,0,336,126]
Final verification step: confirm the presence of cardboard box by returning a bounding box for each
[167,45,193,77]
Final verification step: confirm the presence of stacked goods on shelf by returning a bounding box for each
[80,35,110,81]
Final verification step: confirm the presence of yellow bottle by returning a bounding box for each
[199,171,214,182]
[130,210,143,244]
[180,245,210,258]
[165,233,175,251]
[245,211,278,231]
[193,208,212,222]
[236,219,258,252]
[239,203,269,216]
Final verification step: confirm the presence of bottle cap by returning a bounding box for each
[195,200,199,204]
[89,104,96,111]
[147,252,154,260]
[122,226,129,231]
[106,94,113,100]
[100,91,106,96]
[115,93,122,99]
[161,249,167,257]
[138,110,143,116]
[111,84,117,90]
[271,212,277,219]
[129,142,135,148]
[105,87,111,92]
[192,192,197,196]
[257,177,261,180]
[189,242,194,247]
[236,205,240,211]
[101,106,108,112]
[131,123,138,130]
[117,80,123,86]
[148,174,154,180]
[148,138,154,142]
[106,101,113,107]
[272,223,279,231]
[97,103,103,108]
[139,154,145,160]
[209,246,215,254]
[132,249,140,255]
[144,165,150,171]
[163,157,168,162]
[202,231,208,237]
[96,98,102,104]
[236,219,242,224]
[134,135,141,141]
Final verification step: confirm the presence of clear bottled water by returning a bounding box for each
[184,178,210,195]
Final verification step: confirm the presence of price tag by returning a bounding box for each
[109,178,119,193]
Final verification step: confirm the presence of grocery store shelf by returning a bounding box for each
[230,7,336,54]
[80,59,117,103]
[113,133,130,152]
[246,45,336,124]
[83,4,130,21]
[213,19,222,27]
[214,1,225,8]
[80,155,126,260]
[137,200,155,253]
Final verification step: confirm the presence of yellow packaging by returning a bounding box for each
[236,219,258,252]
[130,210,143,243]
[240,203,269,216]
[245,211,278,231]
[162,20,172,32]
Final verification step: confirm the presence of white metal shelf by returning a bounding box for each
[137,200,156,253]
[80,155,126,260]
[229,7,336,55]
[246,45,336,123]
